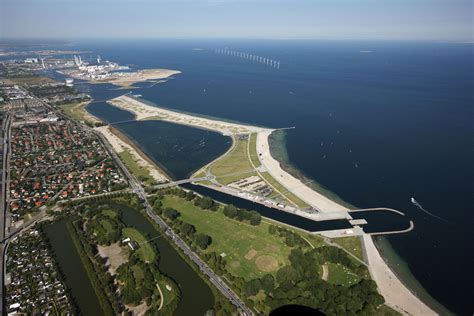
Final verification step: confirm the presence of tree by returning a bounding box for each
[268,225,277,235]
[223,204,238,218]
[249,211,261,225]
[163,208,180,220]
[180,222,196,237]
[195,234,212,249]
[153,199,162,209]
[244,279,262,296]
[185,191,196,201]
[261,274,275,293]
[199,197,214,210]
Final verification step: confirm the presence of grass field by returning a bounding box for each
[157,277,178,309]
[118,150,154,185]
[332,236,364,261]
[248,133,261,168]
[161,195,292,279]
[260,172,309,208]
[8,75,56,86]
[59,101,98,124]
[210,137,257,185]
[122,228,157,263]
[207,135,309,209]
[327,262,361,286]
[101,209,118,218]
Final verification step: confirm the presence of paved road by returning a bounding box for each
[96,130,253,315]
[0,112,12,315]
[150,176,215,190]
[3,95,252,315]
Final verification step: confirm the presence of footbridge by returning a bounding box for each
[151,176,215,190]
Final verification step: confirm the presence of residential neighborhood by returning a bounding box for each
[5,229,75,314]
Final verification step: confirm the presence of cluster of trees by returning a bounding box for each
[203,252,228,275]
[158,206,213,250]
[85,213,122,245]
[268,225,308,247]
[223,204,262,226]
[240,248,383,315]
[67,219,123,314]
[193,196,218,211]
[116,258,159,306]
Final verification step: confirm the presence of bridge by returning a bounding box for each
[150,176,215,190]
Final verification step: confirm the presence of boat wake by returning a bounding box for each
[410,197,450,223]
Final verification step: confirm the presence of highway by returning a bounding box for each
[95,130,253,315]
[0,112,12,315]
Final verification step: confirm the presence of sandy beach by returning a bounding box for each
[98,69,181,87]
[256,130,436,315]
[105,95,435,315]
[95,125,168,183]
[109,95,272,135]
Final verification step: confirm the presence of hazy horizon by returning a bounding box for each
[1,0,472,42]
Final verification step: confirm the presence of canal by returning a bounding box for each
[43,219,103,316]
[43,203,215,316]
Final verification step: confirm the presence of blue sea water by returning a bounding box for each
[48,39,473,314]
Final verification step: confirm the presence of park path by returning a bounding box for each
[157,283,164,311]
[321,264,329,281]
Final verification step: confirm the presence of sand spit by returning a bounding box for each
[108,95,272,136]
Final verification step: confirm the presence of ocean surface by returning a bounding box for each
[37,39,473,314]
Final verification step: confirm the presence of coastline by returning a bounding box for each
[94,125,169,183]
[93,95,436,315]
[108,95,272,136]
[258,130,437,315]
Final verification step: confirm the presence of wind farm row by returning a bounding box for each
[215,48,280,69]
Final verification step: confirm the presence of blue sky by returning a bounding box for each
[1,0,472,41]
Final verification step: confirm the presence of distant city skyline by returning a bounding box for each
[1,0,472,41]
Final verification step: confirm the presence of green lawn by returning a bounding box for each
[59,101,97,124]
[161,195,293,280]
[327,262,361,287]
[118,150,154,185]
[210,137,256,185]
[260,172,309,208]
[332,236,364,262]
[122,228,157,263]
[248,133,261,168]
[157,277,178,309]
[101,209,118,218]
[99,219,114,235]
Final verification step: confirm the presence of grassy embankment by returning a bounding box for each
[107,127,166,186]
[59,101,99,125]
[209,136,257,184]
[332,236,364,261]
[202,134,309,208]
